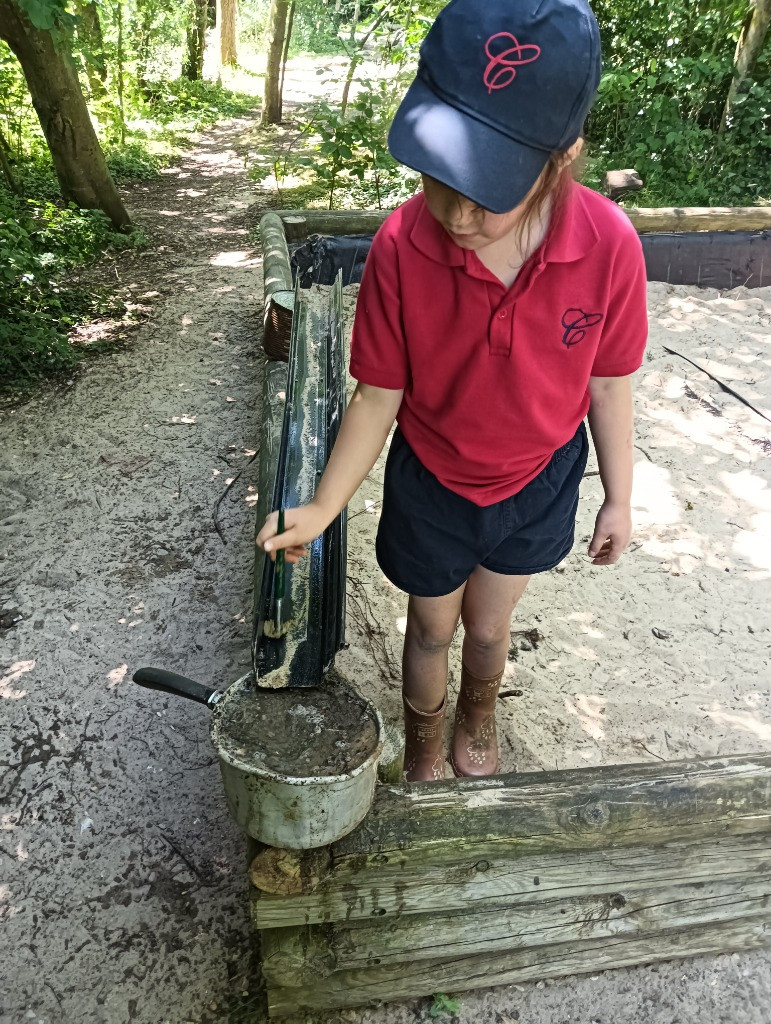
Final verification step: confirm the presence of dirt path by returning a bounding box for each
[1,114,266,1024]
[2,92,771,1024]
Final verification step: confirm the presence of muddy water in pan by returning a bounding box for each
[214,670,379,777]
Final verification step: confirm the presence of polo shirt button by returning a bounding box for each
[498,310,507,319]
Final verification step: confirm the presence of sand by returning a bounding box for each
[333,281,771,774]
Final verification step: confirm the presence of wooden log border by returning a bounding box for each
[255,211,771,1016]
[263,205,771,236]
[252,755,771,1014]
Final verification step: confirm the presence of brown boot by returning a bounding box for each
[450,665,504,778]
[403,695,447,782]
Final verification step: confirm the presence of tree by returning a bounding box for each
[721,0,771,131]
[0,0,130,229]
[73,0,107,99]
[261,0,290,124]
[183,0,207,80]
[217,0,237,67]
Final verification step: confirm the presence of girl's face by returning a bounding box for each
[420,141,581,251]
[421,175,522,250]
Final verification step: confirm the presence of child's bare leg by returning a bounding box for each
[460,567,531,677]
[401,588,464,781]
[402,588,465,712]
[451,567,531,777]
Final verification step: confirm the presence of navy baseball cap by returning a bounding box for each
[388,0,602,214]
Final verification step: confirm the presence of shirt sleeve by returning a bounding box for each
[590,228,648,377]
[349,225,410,390]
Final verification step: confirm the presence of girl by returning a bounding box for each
[257,0,648,782]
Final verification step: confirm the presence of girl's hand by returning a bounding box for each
[256,504,328,564]
[587,500,632,565]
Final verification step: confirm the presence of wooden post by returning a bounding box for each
[259,212,295,360]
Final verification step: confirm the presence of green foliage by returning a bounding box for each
[293,83,407,208]
[141,77,255,129]
[104,142,164,182]
[428,992,461,1019]
[587,1,771,205]
[16,0,76,36]
[0,190,136,382]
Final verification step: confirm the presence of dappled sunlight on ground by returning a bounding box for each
[0,660,35,699]
[337,280,771,776]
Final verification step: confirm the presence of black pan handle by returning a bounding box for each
[132,667,221,708]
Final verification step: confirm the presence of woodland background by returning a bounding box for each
[0,0,770,383]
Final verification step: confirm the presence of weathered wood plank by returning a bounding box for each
[251,357,286,667]
[261,873,771,986]
[252,829,771,928]
[272,209,389,236]
[337,755,771,859]
[265,915,771,1015]
[259,211,294,297]
[625,206,771,233]
[259,211,295,360]
[266,206,771,242]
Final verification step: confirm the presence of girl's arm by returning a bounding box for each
[256,381,403,562]
[586,374,634,565]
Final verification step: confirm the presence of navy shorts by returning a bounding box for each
[376,423,589,597]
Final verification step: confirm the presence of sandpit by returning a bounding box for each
[330,280,771,774]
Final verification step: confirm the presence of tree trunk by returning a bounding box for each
[74,0,107,99]
[0,0,130,229]
[340,4,391,116]
[184,0,208,81]
[720,0,771,131]
[134,0,157,97]
[261,0,289,125]
[278,1,295,106]
[218,0,238,66]
[349,0,361,41]
[115,0,126,145]
[0,126,21,194]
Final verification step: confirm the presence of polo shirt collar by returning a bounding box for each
[409,181,599,269]
[410,197,465,266]
[541,181,600,264]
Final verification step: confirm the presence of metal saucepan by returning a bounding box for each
[133,666,384,850]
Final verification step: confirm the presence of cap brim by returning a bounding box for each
[388,76,549,215]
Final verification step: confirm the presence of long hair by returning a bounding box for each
[512,148,582,255]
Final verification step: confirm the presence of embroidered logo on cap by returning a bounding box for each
[483,33,541,93]
[561,308,603,347]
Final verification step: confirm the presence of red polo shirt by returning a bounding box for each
[349,182,648,506]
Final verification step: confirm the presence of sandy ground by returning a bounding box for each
[337,280,771,775]
[2,75,771,1024]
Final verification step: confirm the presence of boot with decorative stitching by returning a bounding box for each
[402,695,447,782]
[449,665,504,778]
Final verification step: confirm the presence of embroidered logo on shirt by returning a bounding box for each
[483,33,541,93]
[561,308,603,347]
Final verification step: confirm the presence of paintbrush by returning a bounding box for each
[274,508,285,634]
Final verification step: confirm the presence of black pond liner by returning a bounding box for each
[641,230,771,289]
[291,229,771,290]
[291,234,375,289]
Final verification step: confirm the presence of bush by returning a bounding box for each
[587,53,771,206]
[0,192,133,383]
